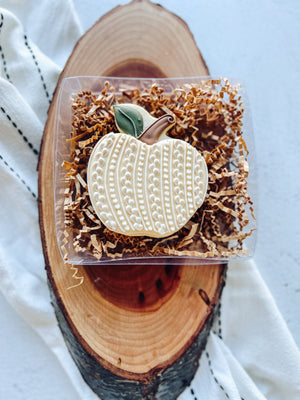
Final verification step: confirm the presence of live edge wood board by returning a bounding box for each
[38,1,226,399]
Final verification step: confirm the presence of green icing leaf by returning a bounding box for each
[113,105,143,138]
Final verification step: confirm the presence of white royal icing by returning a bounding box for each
[87,133,208,238]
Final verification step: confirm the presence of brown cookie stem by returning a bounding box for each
[138,114,175,144]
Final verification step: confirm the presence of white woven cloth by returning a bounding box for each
[0,1,299,399]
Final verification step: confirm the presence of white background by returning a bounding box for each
[1,1,299,399]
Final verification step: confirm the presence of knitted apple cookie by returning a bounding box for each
[87,104,208,238]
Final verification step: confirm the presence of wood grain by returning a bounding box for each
[38,1,226,398]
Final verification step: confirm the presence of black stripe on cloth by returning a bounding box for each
[218,266,228,338]
[206,351,231,399]
[206,351,245,400]
[0,153,37,198]
[0,13,12,83]
[190,387,198,400]
[23,34,51,104]
[0,106,39,156]
[213,302,223,340]
[219,302,222,338]
[213,266,228,339]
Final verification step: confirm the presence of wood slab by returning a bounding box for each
[38,1,226,398]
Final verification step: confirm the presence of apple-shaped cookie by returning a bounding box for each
[87,106,208,238]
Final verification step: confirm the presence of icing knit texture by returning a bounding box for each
[87,132,208,238]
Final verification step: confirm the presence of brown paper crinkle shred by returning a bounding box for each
[62,78,256,262]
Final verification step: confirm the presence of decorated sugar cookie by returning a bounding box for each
[87,104,208,238]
